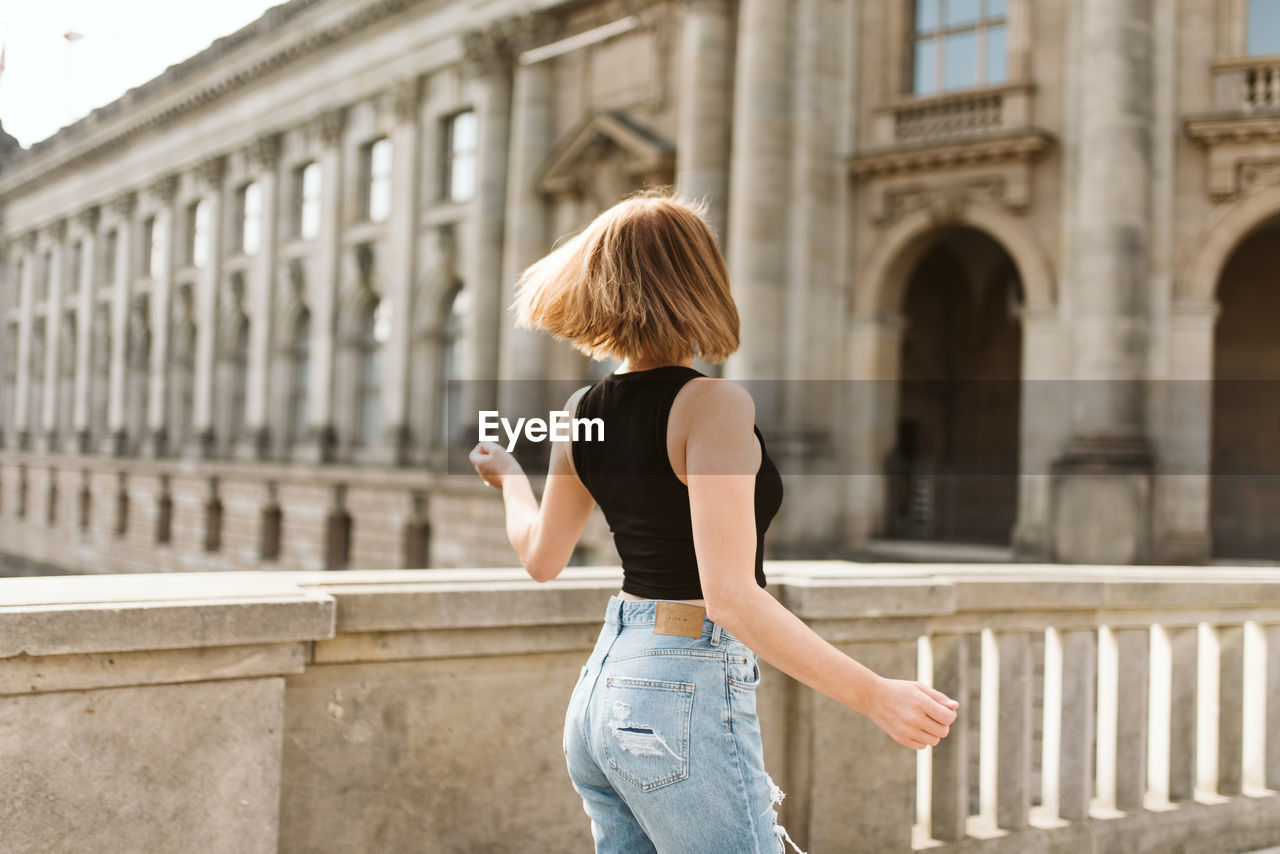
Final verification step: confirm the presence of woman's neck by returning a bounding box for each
[618,355,695,373]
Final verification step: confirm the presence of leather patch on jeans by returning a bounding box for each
[653,601,705,638]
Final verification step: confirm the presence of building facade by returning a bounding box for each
[0,0,1278,575]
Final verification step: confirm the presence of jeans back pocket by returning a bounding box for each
[600,676,694,792]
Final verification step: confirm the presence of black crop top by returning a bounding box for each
[570,365,784,599]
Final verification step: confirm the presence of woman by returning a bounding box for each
[470,192,959,854]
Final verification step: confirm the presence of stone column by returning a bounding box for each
[71,207,99,452]
[41,221,67,448]
[105,194,135,456]
[243,137,281,459]
[186,158,226,459]
[301,109,346,463]
[1051,0,1156,564]
[676,0,735,242]
[12,234,37,448]
[843,314,905,549]
[375,79,422,465]
[724,0,791,425]
[498,30,555,423]
[145,175,178,457]
[460,27,513,438]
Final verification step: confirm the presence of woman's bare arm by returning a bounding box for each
[470,387,596,582]
[683,381,959,750]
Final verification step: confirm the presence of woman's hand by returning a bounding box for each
[469,441,522,488]
[865,676,959,750]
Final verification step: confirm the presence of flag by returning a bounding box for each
[0,42,6,82]
[63,32,84,43]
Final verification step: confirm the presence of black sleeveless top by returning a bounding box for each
[570,365,784,599]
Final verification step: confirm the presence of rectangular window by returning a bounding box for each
[238,182,262,255]
[443,110,478,202]
[365,138,392,223]
[1249,0,1280,56]
[296,162,322,240]
[911,0,1008,94]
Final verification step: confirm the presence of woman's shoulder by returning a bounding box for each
[676,376,756,427]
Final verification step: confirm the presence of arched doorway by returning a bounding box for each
[1211,214,1280,560]
[886,227,1023,545]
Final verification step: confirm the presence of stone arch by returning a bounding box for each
[1180,184,1280,303]
[858,204,1056,317]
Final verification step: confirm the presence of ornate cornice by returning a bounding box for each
[1184,112,1280,200]
[1184,112,1280,147]
[0,0,441,197]
[848,129,1055,178]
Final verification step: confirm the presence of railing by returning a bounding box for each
[894,91,1005,142]
[1213,58,1280,112]
[3,564,1280,853]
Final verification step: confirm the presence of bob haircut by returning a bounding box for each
[509,190,740,365]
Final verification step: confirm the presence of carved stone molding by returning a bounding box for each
[391,77,422,123]
[196,156,227,190]
[76,206,101,232]
[1185,113,1280,200]
[462,25,515,77]
[1238,159,1280,196]
[109,192,137,219]
[875,178,1009,227]
[149,174,179,204]
[850,130,1053,227]
[46,220,68,242]
[16,232,38,253]
[315,107,347,149]
[246,134,280,172]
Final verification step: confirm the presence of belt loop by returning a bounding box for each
[611,596,625,633]
[710,621,723,646]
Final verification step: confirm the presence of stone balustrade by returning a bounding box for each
[1213,57,1280,112]
[3,563,1280,853]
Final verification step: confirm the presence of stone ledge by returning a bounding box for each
[0,571,335,658]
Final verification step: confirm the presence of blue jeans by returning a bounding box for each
[563,596,805,854]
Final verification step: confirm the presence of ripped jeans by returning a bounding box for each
[563,595,805,854]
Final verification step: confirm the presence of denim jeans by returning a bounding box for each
[563,596,806,854]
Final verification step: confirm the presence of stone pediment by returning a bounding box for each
[536,110,674,196]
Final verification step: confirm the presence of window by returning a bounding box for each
[911,0,1007,95]
[443,110,477,202]
[365,138,392,223]
[290,310,311,444]
[188,200,210,268]
[296,162,322,240]
[356,297,390,446]
[1249,0,1280,55]
[238,182,262,254]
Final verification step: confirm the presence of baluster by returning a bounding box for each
[1270,66,1280,106]
[996,630,1032,829]
[1266,624,1280,792]
[930,632,969,841]
[1167,625,1199,802]
[1114,628,1150,811]
[1218,623,1244,796]
[1058,628,1096,820]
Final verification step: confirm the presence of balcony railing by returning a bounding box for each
[871,83,1035,147]
[1213,57,1280,112]
[4,564,1280,852]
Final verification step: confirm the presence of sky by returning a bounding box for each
[0,0,282,149]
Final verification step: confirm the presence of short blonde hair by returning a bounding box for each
[509,191,740,365]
